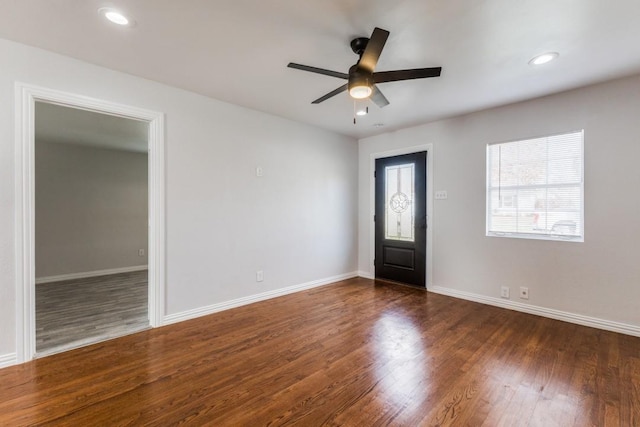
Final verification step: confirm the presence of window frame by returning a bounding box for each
[485,130,585,243]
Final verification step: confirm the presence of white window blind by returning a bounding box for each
[486,130,584,242]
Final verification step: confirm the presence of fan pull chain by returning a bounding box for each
[353,100,357,125]
[353,101,369,124]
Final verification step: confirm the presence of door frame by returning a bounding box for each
[369,144,433,288]
[14,82,166,362]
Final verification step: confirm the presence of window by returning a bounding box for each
[486,130,584,242]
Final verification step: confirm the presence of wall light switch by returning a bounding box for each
[256,166,263,177]
[138,249,145,256]
[256,270,264,282]
[435,190,448,200]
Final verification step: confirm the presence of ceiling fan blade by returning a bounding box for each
[374,67,442,84]
[288,63,349,79]
[311,84,348,104]
[370,85,390,108]
[358,27,390,73]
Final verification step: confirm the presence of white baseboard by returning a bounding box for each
[164,271,358,325]
[0,353,17,369]
[428,285,640,338]
[357,270,374,279]
[36,265,148,284]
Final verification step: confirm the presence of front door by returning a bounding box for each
[375,151,426,287]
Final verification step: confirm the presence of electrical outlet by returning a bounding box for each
[520,287,529,299]
[500,286,510,299]
[138,249,145,256]
[435,190,448,200]
[256,270,264,282]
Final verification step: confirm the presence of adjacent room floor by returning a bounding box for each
[35,270,149,356]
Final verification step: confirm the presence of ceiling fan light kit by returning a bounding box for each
[348,69,373,99]
[349,85,372,99]
[287,27,442,109]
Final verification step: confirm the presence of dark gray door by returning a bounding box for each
[375,151,426,287]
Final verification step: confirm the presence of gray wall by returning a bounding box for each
[359,74,640,328]
[0,38,358,358]
[35,141,148,278]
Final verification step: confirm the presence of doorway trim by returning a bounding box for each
[14,82,166,363]
[369,144,433,287]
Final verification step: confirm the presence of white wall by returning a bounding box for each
[359,74,640,329]
[35,141,148,278]
[0,39,358,358]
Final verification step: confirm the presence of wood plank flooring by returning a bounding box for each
[2,277,639,426]
[36,270,149,356]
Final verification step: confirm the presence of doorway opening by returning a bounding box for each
[34,102,150,356]
[15,83,165,362]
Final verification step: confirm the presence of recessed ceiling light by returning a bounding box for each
[356,106,368,116]
[98,8,133,26]
[529,52,559,66]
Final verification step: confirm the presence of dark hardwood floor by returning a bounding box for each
[1,277,638,426]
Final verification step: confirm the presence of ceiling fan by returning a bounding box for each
[287,27,442,108]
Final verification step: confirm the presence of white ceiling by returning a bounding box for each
[4,0,640,139]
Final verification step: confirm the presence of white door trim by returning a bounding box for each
[14,82,166,362]
[369,144,434,287]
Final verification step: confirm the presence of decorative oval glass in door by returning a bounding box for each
[385,163,415,242]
